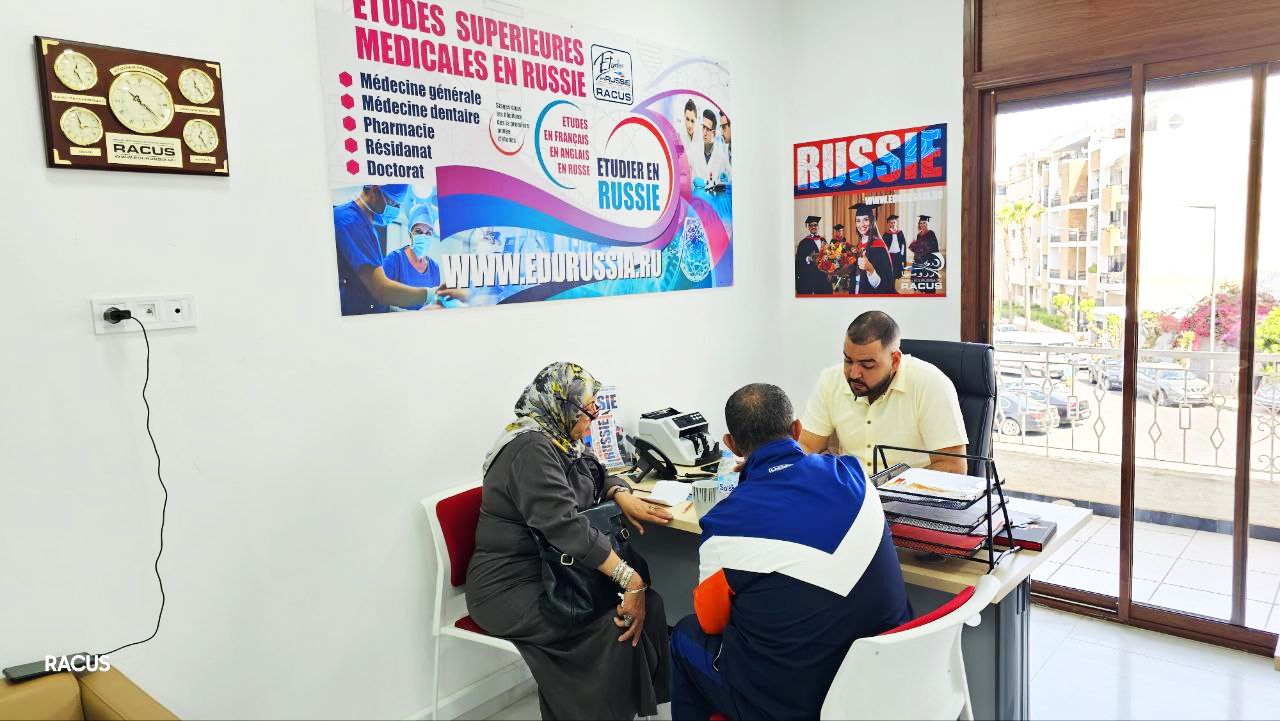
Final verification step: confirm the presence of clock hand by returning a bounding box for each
[73,67,84,83]
[130,92,161,120]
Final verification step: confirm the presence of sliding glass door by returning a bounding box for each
[983,57,1278,650]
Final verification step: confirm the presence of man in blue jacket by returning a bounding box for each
[670,383,912,720]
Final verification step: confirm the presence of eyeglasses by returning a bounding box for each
[702,124,715,133]
[720,122,730,130]
[572,401,600,421]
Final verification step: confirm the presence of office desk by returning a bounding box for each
[627,478,1091,721]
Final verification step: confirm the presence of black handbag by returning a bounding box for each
[529,457,651,629]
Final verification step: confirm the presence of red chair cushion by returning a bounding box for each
[709,714,728,721]
[454,615,488,635]
[436,487,484,587]
[880,585,976,635]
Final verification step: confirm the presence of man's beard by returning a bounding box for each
[849,372,895,403]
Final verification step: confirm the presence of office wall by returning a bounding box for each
[773,0,966,406]
[0,1,785,718]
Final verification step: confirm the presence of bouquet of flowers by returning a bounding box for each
[816,240,856,275]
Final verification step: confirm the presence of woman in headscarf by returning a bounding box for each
[466,362,673,720]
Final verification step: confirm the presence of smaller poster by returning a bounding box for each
[585,385,626,469]
[792,123,948,298]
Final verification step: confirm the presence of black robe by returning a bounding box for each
[855,238,896,295]
[910,230,941,294]
[795,234,831,294]
[883,230,907,279]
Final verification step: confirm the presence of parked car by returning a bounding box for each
[1255,381,1280,413]
[1001,380,1092,425]
[1089,357,1123,389]
[1137,363,1210,406]
[995,348,1074,380]
[996,390,1059,436]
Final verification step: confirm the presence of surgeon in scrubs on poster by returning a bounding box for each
[382,205,469,310]
[334,183,434,315]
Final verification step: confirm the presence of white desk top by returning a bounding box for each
[628,476,1092,603]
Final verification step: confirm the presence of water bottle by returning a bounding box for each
[716,449,740,497]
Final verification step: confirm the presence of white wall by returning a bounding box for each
[0,1,785,718]
[0,0,961,718]
[773,0,966,405]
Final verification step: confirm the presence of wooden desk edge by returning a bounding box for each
[630,478,1093,603]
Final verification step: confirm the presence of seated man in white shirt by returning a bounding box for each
[800,310,969,474]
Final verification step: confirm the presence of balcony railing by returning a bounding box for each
[1101,271,1127,284]
[991,344,1280,483]
[1090,188,1101,200]
[1048,270,1089,280]
[1069,192,1088,204]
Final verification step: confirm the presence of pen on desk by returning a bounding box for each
[679,500,694,513]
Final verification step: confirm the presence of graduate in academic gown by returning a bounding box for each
[910,214,941,294]
[795,215,832,294]
[851,203,895,295]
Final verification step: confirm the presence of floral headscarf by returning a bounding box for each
[482,362,602,473]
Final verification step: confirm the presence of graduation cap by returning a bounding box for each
[833,223,845,231]
[804,215,821,224]
[918,214,932,222]
[849,203,880,218]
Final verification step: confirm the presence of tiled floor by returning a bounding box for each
[1038,516,1280,633]
[484,606,1280,720]
[1030,605,1280,719]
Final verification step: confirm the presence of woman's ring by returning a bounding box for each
[648,504,658,512]
[621,614,635,627]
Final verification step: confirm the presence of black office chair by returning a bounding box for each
[899,339,996,476]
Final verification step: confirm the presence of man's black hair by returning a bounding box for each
[846,310,901,347]
[725,383,795,457]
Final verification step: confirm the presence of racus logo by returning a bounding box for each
[590,44,633,105]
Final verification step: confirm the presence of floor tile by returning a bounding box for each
[486,693,540,720]
[1045,564,1157,601]
[1046,539,1083,565]
[1146,584,1271,626]
[1181,530,1234,565]
[1032,560,1061,582]
[1088,524,1192,557]
[1073,515,1111,543]
[1267,605,1280,634]
[1161,558,1280,603]
[1030,604,1086,628]
[1248,537,1280,576]
[1029,605,1079,680]
[1067,615,1280,691]
[1032,637,1280,719]
[1063,542,1175,582]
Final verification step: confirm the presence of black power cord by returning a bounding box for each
[97,310,168,658]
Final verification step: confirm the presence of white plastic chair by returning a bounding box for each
[819,574,1001,720]
[422,483,523,720]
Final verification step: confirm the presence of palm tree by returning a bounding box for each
[995,199,1045,326]
[995,203,1016,321]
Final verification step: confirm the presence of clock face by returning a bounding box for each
[59,106,103,146]
[53,50,98,91]
[108,70,174,134]
[178,67,216,105]
[182,118,219,154]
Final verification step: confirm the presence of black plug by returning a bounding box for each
[103,307,133,324]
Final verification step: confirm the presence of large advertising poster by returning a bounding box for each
[315,0,733,315]
[792,124,947,298]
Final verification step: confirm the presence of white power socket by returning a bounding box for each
[91,294,197,335]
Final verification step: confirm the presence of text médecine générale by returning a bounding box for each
[352,0,588,98]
